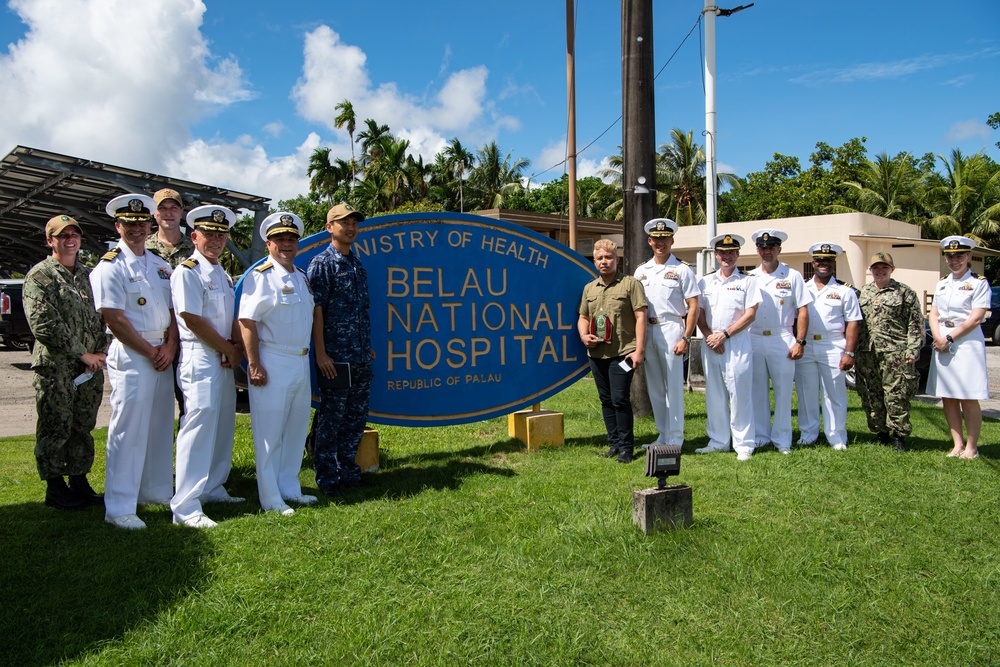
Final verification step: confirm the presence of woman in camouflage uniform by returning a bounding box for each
[23,215,108,509]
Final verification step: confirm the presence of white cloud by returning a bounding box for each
[166,133,320,204]
[945,120,991,143]
[532,138,610,183]
[0,0,251,170]
[290,25,515,164]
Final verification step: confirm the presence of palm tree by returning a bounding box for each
[655,128,738,225]
[829,151,919,221]
[307,147,346,204]
[467,141,529,210]
[443,138,475,212]
[333,99,357,189]
[357,119,391,166]
[922,149,1000,245]
[367,136,413,209]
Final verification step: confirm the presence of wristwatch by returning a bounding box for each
[682,336,692,344]
[796,338,806,346]
[845,351,855,358]
[945,334,955,343]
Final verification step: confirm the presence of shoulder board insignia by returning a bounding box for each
[100,247,121,262]
[181,258,199,269]
[841,282,853,289]
[296,266,307,275]
[681,260,691,266]
[147,247,163,259]
[973,272,985,280]
[255,262,274,273]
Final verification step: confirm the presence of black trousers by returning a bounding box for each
[589,356,634,451]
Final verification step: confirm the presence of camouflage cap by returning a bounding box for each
[153,188,183,207]
[326,203,365,224]
[45,214,81,238]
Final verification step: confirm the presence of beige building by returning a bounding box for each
[479,209,998,314]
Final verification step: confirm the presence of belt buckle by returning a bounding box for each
[300,348,309,356]
[813,334,822,340]
[763,330,771,336]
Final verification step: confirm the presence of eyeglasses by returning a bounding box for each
[52,232,81,240]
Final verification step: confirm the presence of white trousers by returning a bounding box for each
[171,343,236,522]
[248,346,311,510]
[104,339,175,518]
[702,332,755,455]
[751,332,795,448]
[794,343,849,446]
[643,319,686,445]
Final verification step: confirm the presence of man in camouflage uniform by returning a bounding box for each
[308,203,374,497]
[23,215,108,510]
[145,188,194,268]
[855,252,924,452]
[146,188,193,416]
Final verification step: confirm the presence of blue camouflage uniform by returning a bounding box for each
[307,244,372,489]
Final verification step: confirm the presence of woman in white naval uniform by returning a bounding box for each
[695,233,762,461]
[927,235,991,460]
[90,194,178,530]
[634,218,700,447]
[793,243,862,450]
[171,205,243,528]
[238,213,316,516]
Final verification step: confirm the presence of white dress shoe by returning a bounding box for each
[285,495,318,505]
[105,513,146,530]
[173,513,218,529]
[736,452,753,461]
[832,443,847,451]
[695,445,728,454]
[777,447,792,455]
[266,504,295,516]
[138,498,171,507]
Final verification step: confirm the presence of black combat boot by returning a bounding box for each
[68,474,104,505]
[599,445,619,458]
[875,432,891,445]
[616,448,634,464]
[891,434,907,453]
[45,477,86,510]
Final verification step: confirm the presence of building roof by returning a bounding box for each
[0,145,271,276]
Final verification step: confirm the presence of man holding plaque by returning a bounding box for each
[578,239,647,463]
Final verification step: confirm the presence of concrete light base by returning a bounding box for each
[633,485,693,535]
[507,409,564,451]
[355,428,380,473]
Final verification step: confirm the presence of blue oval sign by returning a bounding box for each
[237,212,597,426]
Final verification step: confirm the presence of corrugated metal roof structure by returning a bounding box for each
[0,145,271,275]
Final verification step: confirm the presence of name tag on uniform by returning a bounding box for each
[281,287,295,295]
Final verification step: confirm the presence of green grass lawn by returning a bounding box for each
[1,381,997,666]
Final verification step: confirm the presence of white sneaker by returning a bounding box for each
[285,495,318,505]
[173,513,218,529]
[832,444,847,451]
[736,452,752,461]
[695,445,728,455]
[105,513,146,530]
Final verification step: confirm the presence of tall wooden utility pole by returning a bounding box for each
[621,0,656,276]
[566,0,578,252]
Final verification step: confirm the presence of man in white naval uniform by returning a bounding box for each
[695,234,762,461]
[634,218,699,447]
[238,213,316,516]
[170,205,243,528]
[748,229,811,455]
[793,243,861,450]
[90,194,178,530]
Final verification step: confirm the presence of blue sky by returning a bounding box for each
[0,0,997,204]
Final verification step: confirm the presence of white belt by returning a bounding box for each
[261,341,310,356]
